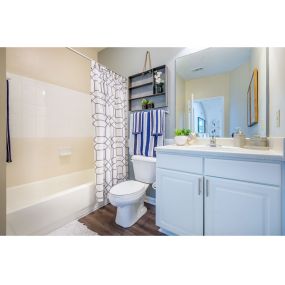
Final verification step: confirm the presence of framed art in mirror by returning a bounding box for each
[198,117,205,133]
[247,68,258,127]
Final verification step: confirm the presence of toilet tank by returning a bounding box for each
[131,155,156,184]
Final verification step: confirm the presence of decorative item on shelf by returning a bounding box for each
[154,70,165,94]
[174,129,192,146]
[141,99,149,109]
[141,99,155,110]
[188,132,197,145]
[147,100,154,109]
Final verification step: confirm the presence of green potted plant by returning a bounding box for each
[141,99,149,109]
[147,100,154,109]
[174,128,191,146]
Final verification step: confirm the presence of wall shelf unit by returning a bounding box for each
[128,65,167,111]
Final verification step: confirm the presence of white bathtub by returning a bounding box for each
[7,169,99,235]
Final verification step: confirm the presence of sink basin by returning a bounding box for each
[187,144,238,150]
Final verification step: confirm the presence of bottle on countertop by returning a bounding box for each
[233,127,245,147]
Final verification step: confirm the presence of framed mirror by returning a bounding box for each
[176,48,267,138]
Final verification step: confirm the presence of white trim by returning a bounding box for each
[144,195,156,205]
[159,228,177,236]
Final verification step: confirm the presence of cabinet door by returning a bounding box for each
[156,168,203,235]
[204,177,281,235]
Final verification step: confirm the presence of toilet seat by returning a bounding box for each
[109,180,146,197]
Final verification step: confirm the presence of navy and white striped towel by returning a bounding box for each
[132,111,142,134]
[151,109,164,136]
[129,110,165,157]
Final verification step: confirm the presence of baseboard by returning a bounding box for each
[145,195,156,205]
[159,228,177,236]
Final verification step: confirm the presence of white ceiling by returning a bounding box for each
[176,48,252,80]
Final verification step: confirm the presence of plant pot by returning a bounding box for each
[147,103,154,109]
[142,104,148,110]
[175,136,188,146]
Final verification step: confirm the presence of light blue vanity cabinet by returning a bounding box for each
[156,153,204,235]
[204,177,281,235]
[156,168,203,235]
[156,151,282,236]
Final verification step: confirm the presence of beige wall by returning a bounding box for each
[175,74,186,129]
[185,73,230,136]
[6,48,98,187]
[269,48,285,136]
[7,138,93,187]
[6,48,98,94]
[0,48,6,235]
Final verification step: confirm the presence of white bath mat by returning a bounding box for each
[47,220,98,236]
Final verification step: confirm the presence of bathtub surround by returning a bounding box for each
[5,48,100,187]
[6,73,94,187]
[91,61,128,203]
[0,48,6,235]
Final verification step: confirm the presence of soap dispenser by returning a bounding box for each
[233,128,245,147]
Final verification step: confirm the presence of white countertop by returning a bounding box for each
[156,144,284,161]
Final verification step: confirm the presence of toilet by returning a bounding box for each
[108,155,156,228]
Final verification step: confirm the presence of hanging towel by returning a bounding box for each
[151,109,165,157]
[151,109,164,136]
[131,111,142,155]
[6,80,12,163]
[132,111,142,134]
[130,110,165,157]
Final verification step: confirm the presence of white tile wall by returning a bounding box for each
[7,73,93,138]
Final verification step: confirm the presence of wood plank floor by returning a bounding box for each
[79,203,165,236]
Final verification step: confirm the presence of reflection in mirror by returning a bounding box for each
[176,48,267,138]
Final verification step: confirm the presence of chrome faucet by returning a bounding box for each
[209,129,216,147]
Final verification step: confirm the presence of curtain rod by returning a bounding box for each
[66,47,93,61]
[66,47,126,79]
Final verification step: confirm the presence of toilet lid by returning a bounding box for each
[110,180,146,196]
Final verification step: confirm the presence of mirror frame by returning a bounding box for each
[247,68,258,127]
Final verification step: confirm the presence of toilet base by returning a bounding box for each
[115,200,147,228]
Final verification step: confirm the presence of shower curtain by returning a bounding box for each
[91,61,128,204]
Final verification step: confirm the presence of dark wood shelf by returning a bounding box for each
[129,92,166,100]
[128,65,167,112]
[130,105,168,112]
[129,81,153,90]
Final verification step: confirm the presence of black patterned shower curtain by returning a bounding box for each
[90,61,128,204]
